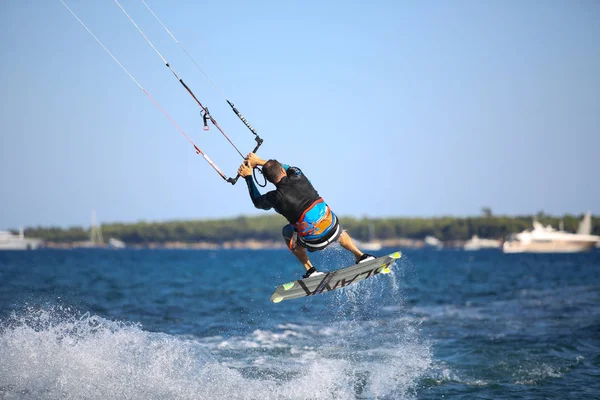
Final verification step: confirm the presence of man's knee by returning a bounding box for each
[282,224,294,243]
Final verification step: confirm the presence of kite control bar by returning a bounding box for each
[224,101,264,185]
[226,135,264,185]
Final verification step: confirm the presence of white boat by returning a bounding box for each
[0,228,42,250]
[503,212,599,253]
[424,235,443,249]
[355,221,383,251]
[109,238,126,249]
[355,240,383,251]
[464,235,501,251]
[73,210,106,248]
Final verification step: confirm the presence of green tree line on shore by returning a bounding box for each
[22,213,600,244]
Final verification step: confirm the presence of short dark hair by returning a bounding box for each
[262,159,284,183]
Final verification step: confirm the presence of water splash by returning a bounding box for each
[0,302,431,400]
[0,306,230,399]
[0,252,434,399]
[321,256,433,399]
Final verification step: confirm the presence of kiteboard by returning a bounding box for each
[270,251,402,303]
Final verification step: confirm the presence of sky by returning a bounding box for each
[1,0,599,229]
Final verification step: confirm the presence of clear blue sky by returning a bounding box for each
[1,0,599,229]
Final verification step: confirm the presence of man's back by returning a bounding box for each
[268,166,320,224]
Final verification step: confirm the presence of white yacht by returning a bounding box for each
[503,212,599,253]
[0,228,43,250]
[464,235,501,251]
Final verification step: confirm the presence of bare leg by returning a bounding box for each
[283,224,314,271]
[290,245,314,271]
[337,230,364,261]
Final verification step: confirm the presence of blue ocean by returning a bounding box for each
[1,247,599,399]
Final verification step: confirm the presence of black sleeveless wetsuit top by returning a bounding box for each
[244,166,320,224]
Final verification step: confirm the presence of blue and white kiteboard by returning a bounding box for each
[270,251,402,303]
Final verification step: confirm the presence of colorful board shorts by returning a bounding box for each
[282,198,342,252]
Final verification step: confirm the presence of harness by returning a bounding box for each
[289,198,341,251]
[295,199,332,238]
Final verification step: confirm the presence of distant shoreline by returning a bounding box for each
[14,213,599,249]
[42,238,454,250]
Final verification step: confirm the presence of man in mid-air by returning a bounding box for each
[238,153,375,279]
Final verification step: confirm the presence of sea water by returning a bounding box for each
[0,247,599,399]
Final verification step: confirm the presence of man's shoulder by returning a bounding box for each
[286,166,303,177]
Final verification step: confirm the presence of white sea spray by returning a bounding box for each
[0,303,429,400]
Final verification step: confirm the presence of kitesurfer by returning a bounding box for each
[238,153,375,278]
